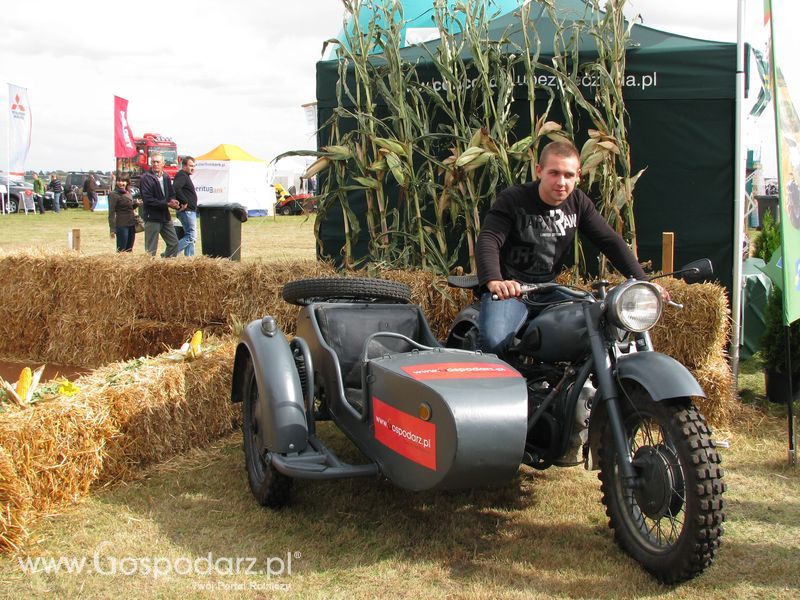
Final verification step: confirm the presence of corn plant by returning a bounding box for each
[301,0,642,279]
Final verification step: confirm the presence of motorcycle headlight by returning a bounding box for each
[606,281,662,332]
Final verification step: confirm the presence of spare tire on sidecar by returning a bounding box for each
[231,277,529,508]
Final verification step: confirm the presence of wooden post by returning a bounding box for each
[662,232,674,274]
[71,228,81,252]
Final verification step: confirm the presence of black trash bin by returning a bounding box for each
[197,202,248,261]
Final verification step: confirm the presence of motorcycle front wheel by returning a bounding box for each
[598,384,725,584]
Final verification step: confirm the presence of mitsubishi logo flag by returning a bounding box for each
[114,95,136,158]
[8,83,31,178]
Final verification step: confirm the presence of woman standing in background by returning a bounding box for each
[108,173,141,252]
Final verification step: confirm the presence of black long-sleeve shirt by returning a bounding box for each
[476,181,646,286]
[173,170,197,211]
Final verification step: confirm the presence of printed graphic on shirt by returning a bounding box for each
[521,208,577,239]
[505,206,577,276]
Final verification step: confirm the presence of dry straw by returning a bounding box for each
[0,251,736,553]
[0,335,238,552]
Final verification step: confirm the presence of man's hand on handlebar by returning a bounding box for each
[652,282,671,304]
[487,279,522,300]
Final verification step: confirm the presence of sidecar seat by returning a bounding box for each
[314,303,439,404]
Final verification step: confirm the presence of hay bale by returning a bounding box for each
[0,394,115,516]
[0,252,55,361]
[651,278,730,370]
[94,337,239,482]
[48,252,143,317]
[0,447,31,553]
[127,256,232,323]
[224,259,335,334]
[0,336,238,552]
[691,353,737,429]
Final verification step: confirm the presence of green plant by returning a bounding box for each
[760,286,800,373]
[753,210,781,262]
[755,210,800,375]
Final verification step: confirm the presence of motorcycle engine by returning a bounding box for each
[524,378,561,468]
[523,375,594,469]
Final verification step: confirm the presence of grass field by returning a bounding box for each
[0,209,317,261]
[0,212,798,599]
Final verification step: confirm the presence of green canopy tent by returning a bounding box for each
[315,3,736,289]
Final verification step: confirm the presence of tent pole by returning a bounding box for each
[731,0,747,380]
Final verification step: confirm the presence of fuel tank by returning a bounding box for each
[365,350,528,491]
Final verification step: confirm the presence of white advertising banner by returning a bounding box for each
[194,160,230,203]
[8,83,32,178]
[194,159,272,216]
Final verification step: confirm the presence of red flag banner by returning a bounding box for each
[114,95,136,158]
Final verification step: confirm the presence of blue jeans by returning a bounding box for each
[478,293,529,356]
[176,210,197,256]
[477,289,575,356]
[115,225,135,252]
[52,192,61,213]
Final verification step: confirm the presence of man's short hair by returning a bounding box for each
[539,140,580,167]
[150,153,163,163]
[181,156,195,167]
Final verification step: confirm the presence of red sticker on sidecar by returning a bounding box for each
[372,397,436,471]
[401,362,521,381]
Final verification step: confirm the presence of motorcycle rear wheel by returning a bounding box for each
[241,357,293,508]
[598,385,725,583]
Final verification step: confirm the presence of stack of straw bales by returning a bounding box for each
[0,250,736,552]
[0,336,237,553]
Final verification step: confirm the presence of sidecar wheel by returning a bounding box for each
[598,385,725,584]
[241,357,293,508]
[282,277,411,306]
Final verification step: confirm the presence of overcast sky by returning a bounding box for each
[0,0,794,174]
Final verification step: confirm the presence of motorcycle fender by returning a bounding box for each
[445,303,480,346]
[231,320,308,454]
[615,351,705,401]
[585,352,703,471]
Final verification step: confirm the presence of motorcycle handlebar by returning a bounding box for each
[491,282,588,301]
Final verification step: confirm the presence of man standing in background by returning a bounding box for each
[47,174,63,213]
[141,153,180,257]
[32,173,46,213]
[174,156,198,256]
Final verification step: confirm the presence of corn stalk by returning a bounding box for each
[305,0,641,279]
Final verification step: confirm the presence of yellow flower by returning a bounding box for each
[57,380,80,396]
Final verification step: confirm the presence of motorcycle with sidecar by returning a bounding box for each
[231,262,725,584]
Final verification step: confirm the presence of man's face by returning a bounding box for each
[151,156,164,175]
[535,153,581,207]
[183,160,196,174]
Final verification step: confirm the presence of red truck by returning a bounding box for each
[115,132,179,185]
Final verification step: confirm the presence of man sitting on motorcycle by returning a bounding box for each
[475,139,666,356]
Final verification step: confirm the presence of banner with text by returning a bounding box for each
[8,84,31,178]
[769,1,800,324]
[113,95,137,158]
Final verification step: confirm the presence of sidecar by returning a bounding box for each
[231,278,528,507]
